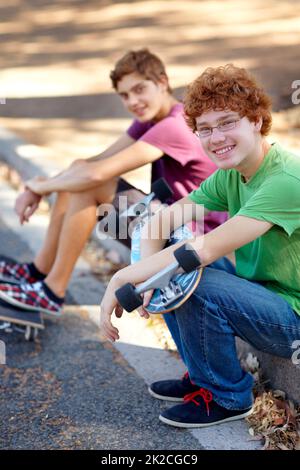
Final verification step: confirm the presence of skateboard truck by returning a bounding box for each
[0,321,12,332]
[120,177,173,220]
[0,299,44,342]
[160,280,183,305]
[99,178,173,237]
[115,243,201,312]
[0,320,40,341]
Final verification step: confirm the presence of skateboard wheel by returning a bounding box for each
[151,178,173,203]
[173,243,201,272]
[115,283,143,312]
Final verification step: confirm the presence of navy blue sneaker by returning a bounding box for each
[148,372,200,402]
[159,388,253,428]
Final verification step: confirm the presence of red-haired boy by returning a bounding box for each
[100,64,300,428]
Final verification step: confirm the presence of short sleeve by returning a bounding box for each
[126,120,152,140]
[237,174,300,236]
[138,116,205,165]
[189,170,229,211]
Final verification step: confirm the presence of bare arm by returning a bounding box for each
[100,215,273,341]
[122,215,273,287]
[86,133,135,162]
[25,139,163,195]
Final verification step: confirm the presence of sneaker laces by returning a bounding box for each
[184,388,213,416]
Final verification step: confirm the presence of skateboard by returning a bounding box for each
[97,177,173,243]
[115,219,203,314]
[0,299,44,341]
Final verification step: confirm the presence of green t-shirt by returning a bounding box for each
[189,143,300,315]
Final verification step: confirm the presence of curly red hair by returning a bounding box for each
[184,64,272,135]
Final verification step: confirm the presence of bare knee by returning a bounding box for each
[90,178,118,205]
[67,178,118,208]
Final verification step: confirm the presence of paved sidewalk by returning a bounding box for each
[0,216,202,450]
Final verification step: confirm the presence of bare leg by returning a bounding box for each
[33,191,70,275]
[33,159,86,275]
[44,179,118,297]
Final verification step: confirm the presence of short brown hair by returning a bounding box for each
[184,64,272,135]
[110,48,172,93]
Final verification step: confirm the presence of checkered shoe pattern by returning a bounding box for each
[0,261,37,284]
[0,281,63,316]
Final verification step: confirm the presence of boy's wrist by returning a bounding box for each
[24,185,42,199]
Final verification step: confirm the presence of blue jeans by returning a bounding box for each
[164,258,300,410]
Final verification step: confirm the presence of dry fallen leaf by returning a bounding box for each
[246,390,300,450]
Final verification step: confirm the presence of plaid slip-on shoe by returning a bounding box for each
[0,281,63,316]
[0,260,38,284]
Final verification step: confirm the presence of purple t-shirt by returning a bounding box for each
[127,103,227,232]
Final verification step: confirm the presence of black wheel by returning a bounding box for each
[151,178,173,203]
[173,243,201,272]
[115,283,143,312]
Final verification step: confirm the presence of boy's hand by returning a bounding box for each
[100,276,124,342]
[15,189,42,225]
[137,289,153,319]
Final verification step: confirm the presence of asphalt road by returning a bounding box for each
[0,216,202,450]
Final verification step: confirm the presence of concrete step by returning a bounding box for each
[237,339,300,404]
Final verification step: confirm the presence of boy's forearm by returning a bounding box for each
[38,171,97,193]
[139,196,202,260]
[115,215,273,289]
[116,241,189,285]
[116,235,210,287]
[87,133,135,163]
[35,160,108,194]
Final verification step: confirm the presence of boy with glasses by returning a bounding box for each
[100,64,300,428]
[0,49,225,316]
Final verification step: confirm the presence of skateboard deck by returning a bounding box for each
[0,299,44,340]
[131,223,202,314]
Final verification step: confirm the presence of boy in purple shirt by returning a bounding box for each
[0,49,224,316]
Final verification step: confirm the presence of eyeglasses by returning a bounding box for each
[195,118,241,138]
